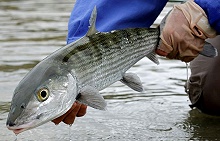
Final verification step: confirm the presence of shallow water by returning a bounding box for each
[1,1,220,141]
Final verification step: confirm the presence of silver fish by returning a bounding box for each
[6,7,217,134]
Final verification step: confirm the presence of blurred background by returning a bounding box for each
[1,0,220,141]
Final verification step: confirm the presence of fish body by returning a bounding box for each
[6,7,159,134]
[6,7,217,134]
[61,27,159,92]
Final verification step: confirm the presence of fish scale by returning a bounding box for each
[63,28,159,91]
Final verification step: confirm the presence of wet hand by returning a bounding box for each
[157,0,216,62]
[52,101,87,125]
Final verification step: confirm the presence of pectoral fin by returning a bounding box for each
[121,73,144,92]
[77,85,107,110]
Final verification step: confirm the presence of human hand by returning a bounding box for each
[156,0,216,62]
[52,101,87,125]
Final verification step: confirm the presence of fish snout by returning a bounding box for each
[6,121,16,127]
[6,120,26,134]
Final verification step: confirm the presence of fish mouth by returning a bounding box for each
[7,127,26,135]
[7,121,35,134]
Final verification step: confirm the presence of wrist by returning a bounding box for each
[194,0,220,34]
[177,0,216,38]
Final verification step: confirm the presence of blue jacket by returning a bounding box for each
[195,0,220,34]
[67,0,168,44]
[67,0,220,44]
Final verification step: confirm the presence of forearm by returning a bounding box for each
[194,0,220,34]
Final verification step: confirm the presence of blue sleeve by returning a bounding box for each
[67,0,168,44]
[195,0,220,34]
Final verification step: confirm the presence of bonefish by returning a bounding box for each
[6,7,217,134]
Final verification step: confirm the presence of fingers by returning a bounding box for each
[62,102,81,124]
[156,1,217,62]
[51,102,87,125]
[155,49,168,56]
[76,104,87,117]
[52,102,77,125]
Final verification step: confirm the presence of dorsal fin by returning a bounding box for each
[86,6,98,36]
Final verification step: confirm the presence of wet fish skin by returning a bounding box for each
[6,7,160,134]
[63,27,160,91]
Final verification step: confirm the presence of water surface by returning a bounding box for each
[1,1,220,141]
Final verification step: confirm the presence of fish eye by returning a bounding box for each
[37,88,49,102]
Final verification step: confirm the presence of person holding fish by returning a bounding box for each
[52,0,220,125]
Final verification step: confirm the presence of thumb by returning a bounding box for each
[155,48,168,56]
[156,38,172,56]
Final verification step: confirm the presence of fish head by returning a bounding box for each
[6,61,77,134]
